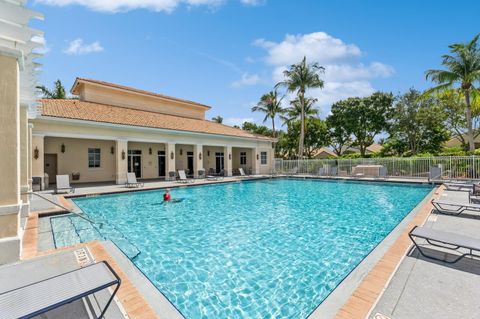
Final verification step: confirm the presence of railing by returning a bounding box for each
[274,156,480,180]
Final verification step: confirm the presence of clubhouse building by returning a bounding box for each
[31,78,275,187]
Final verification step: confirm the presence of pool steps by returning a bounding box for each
[50,214,141,260]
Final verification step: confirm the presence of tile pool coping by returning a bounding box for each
[27,178,442,318]
[21,216,161,319]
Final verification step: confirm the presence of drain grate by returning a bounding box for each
[74,248,92,267]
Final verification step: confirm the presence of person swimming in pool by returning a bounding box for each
[163,189,171,201]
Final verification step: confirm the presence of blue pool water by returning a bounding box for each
[53,179,432,318]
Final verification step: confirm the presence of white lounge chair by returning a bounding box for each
[0,261,120,318]
[178,170,194,183]
[55,175,74,194]
[125,172,144,188]
[238,168,248,178]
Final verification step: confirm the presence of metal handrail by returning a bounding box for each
[31,192,142,259]
[27,192,98,225]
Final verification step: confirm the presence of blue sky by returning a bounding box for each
[29,0,479,127]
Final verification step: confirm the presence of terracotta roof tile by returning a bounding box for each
[40,99,273,141]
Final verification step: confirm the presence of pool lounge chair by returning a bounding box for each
[55,175,75,194]
[318,167,325,176]
[443,182,475,192]
[168,171,177,181]
[238,168,248,178]
[178,170,194,183]
[288,167,298,176]
[125,172,144,188]
[409,226,480,263]
[197,169,206,179]
[0,261,121,318]
[431,199,480,215]
[206,169,224,181]
[330,167,338,176]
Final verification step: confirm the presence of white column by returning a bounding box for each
[115,139,128,184]
[193,144,203,178]
[252,147,260,175]
[166,143,176,180]
[28,124,33,191]
[224,146,232,177]
[19,104,29,217]
[0,55,21,264]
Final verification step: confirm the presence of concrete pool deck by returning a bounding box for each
[21,177,463,318]
[370,189,480,319]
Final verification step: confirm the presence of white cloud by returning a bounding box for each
[35,0,251,13]
[32,35,51,54]
[224,117,254,126]
[63,39,104,55]
[256,32,395,110]
[230,73,260,88]
[254,32,362,66]
[240,0,265,6]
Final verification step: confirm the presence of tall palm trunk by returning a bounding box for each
[298,90,305,158]
[272,117,276,156]
[465,89,475,152]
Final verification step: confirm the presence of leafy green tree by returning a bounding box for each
[326,109,352,156]
[386,89,449,156]
[36,79,67,99]
[327,92,394,157]
[251,90,284,138]
[276,118,329,158]
[241,122,274,137]
[425,33,480,152]
[276,56,325,158]
[211,116,223,123]
[437,89,480,151]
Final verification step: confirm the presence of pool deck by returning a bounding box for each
[369,188,480,319]
[20,176,478,319]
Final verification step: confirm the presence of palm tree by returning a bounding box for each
[425,33,480,152]
[36,79,67,99]
[211,116,223,124]
[276,56,324,158]
[251,90,284,138]
[281,97,319,126]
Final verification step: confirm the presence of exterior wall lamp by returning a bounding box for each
[170,151,175,160]
[199,152,202,160]
[149,147,152,155]
[61,143,65,153]
[257,154,259,160]
[207,150,210,157]
[121,150,126,160]
[111,146,115,154]
[180,148,183,156]
[33,146,39,160]
[229,153,232,160]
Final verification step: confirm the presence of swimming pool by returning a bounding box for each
[54,179,432,318]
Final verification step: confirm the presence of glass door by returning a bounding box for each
[215,152,224,173]
[128,150,142,178]
[187,151,194,176]
[158,151,166,177]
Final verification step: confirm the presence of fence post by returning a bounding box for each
[473,155,476,179]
